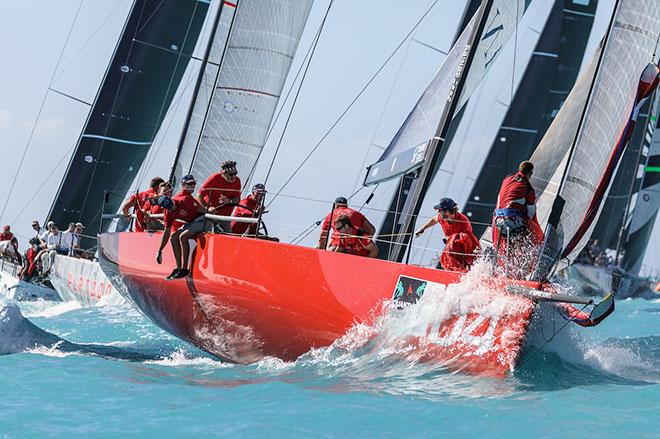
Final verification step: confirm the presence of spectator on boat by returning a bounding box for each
[40,224,66,273]
[492,161,544,278]
[414,198,480,272]
[317,196,376,249]
[31,220,48,246]
[121,176,165,232]
[197,160,241,233]
[156,174,208,280]
[328,215,378,258]
[231,183,265,236]
[60,222,77,256]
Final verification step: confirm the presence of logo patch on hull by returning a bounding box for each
[392,275,428,304]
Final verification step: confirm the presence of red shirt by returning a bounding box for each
[26,247,38,275]
[231,195,259,235]
[322,206,369,240]
[437,212,480,248]
[128,188,158,232]
[199,173,242,216]
[333,225,373,257]
[496,171,536,217]
[164,191,203,229]
[0,232,14,241]
[441,232,479,273]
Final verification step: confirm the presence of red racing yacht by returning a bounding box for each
[98,0,659,378]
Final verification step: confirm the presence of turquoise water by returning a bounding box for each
[0,296,658,437]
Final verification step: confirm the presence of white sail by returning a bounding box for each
[531,0,660,268]
[173,0,313,187]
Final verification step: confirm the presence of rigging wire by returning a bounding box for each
[266,0,445,208]
[263,0,334,187]
[51,0,131,85]
[0,0,84,225]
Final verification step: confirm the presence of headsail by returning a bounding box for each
[465,0,599,238]
[364,0,528,186]
[531,0,660,277]
[48,0,210,238]
[171,0,313,189]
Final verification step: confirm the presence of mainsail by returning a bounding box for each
[171,0,313,188]
[465,0,598,237]
[530,0,660,276]
[622,92,660,275]
[47,0,210,238]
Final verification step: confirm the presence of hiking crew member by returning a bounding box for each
[231,183,265,236]
[328,215,378,258]
[317,196,376,249]
[0,225,21,264]
[492,161,544,277]
[415,198,480,272]
[122,176,165,232]
[197,160,241,233]
[156,175,208,280]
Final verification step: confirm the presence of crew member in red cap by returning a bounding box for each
[122,176,165,232]
[317,196,376,249]
[492,161,544,278]
[231,183,265,236]
[328,215,378,258]
[156,174,208,280]
[197,160,241,233]
[415,198,480,272]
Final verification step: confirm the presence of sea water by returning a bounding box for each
[0,289,658,437]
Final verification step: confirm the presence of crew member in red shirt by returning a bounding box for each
[415,198,480,272]
[156,174,208,280]
[121,176,165,232]
[197,160,241,232]
[317,196,376,249]
[492,161,544,278]
[231,183,265,236]
[328,215,378,258]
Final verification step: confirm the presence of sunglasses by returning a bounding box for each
[336,223,349,231]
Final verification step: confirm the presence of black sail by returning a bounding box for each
[464,0,598,238]
[47,0,210,240]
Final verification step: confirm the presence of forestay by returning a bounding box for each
[364,0,528,186]
[531,0,660,273]
[172,0,313,189]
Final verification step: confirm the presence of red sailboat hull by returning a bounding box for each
[98,232,537,377]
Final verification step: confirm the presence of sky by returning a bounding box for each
[0,0,657,273]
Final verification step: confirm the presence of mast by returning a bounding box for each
[382,0,495,263]
[168,0,235,186]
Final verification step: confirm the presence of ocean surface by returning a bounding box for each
[0,290,658,438]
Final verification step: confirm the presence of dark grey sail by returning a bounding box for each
[464,0,598,237]
[47,0,210,240]
[621,93,660,275]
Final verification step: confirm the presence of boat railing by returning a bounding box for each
[99,188,493,265]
